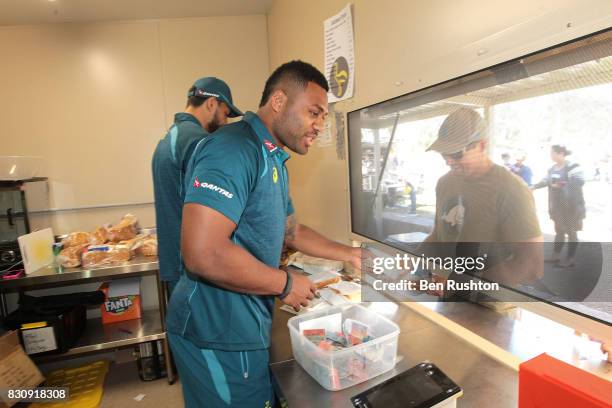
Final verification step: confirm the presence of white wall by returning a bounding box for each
[0,15,270,313]
[0,15,269,234]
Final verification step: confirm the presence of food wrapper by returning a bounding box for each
[136,236,157,257]
[61,231,91,248]
[343,318,371,345]
[108,214,139,242]
[303,328,326,345]
[118,234,148,254]
[90,225,109,245]
[118,234,157,257]
[82,244,131,267]
[57,244,88,268]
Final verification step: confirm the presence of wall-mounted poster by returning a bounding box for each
[324,4,354,103]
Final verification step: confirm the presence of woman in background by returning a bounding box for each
[532,145,585,267]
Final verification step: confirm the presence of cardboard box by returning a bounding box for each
[100,278,142,324]
[0,331,44,408]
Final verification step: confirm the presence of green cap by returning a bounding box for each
[188,77,243,118]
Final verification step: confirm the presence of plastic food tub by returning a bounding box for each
[287,303,400,391]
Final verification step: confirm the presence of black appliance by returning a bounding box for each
[0,177,49,271]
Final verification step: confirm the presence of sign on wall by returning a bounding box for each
[324,4,355,103]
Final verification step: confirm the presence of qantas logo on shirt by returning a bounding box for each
[192,177,233,199]
[264,139,278,153]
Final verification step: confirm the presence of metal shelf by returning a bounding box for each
[0,257,159,291]
[33,309,165,362]
[0,177,48,188]
[0,258,174,383]
[73,309,163,355]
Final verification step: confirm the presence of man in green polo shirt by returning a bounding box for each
[166,61,362,407]
[152,77,242,295]
[423,107,543,293]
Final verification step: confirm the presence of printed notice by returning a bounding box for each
[324,4,354,103]
[22,327,57,355]
[317,118,333,147]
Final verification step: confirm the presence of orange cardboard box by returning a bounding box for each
[99,279,142,324]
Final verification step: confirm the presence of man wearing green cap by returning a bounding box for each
[167,61,363,407]
[422,107,543,290]
[152,77,242,295]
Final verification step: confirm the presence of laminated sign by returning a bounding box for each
[324,4,355,103]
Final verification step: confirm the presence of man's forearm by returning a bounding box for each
[286,224,353,262]
[184,240,286,296]
[486,242,544,286]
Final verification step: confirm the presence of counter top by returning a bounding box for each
[270,300,518,407]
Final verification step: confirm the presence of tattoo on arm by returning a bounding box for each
[285,214,297,244]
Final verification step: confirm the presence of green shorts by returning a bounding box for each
[168,332,275,408]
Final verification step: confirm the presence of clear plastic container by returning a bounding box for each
[287,304,400,391]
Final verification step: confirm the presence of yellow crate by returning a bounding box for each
[31,360,109,408]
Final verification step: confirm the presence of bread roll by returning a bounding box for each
[136,237,157,257]
[108,214,138,242]
[315,276,342,289]
[82,245,131,267]
[61,232,91,248]
[90,226,109,245]
[57,244,88,268]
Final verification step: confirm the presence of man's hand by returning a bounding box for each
[280,272,316,312]
[346,247,365,270]
[426,273,447,297]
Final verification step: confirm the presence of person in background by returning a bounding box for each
[532,145,586,267]
[404,180,418,214]
[501,152,513,170]
[152,77,243,295]
[512,154,533,186]
[167,61,363,408]
[423,108,543,290]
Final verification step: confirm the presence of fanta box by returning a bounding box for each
[99,278,142,324]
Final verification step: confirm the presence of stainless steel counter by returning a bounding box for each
[270,300,518,407]
[0,257,175,383]
[0,256,159,291]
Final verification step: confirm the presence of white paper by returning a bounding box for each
[22,327,57,355]
[328,281,361,296]
[299,312,343,334]
[318,288,349,306]
[317,118,333,147]
[133,394,146,402]
[289,253,343,273]
[324,4,355,103]
[308,270,341,284]
[109,277,141,297]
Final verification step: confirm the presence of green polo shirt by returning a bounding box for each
[152,113,207,285]
[166,111,294,351]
